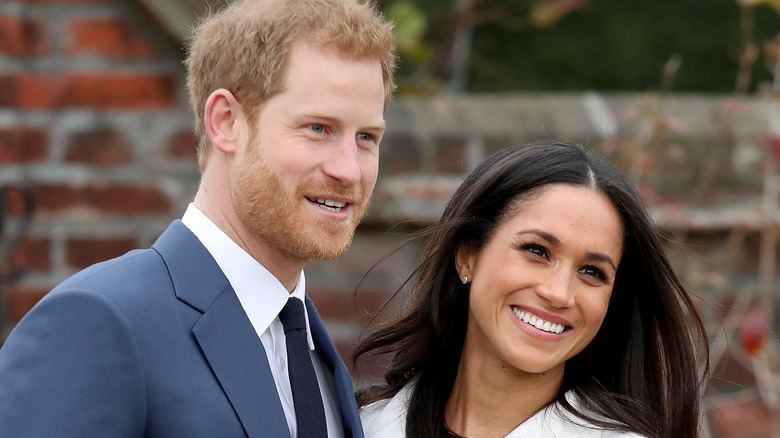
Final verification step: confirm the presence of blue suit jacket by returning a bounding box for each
[0,221,364,438]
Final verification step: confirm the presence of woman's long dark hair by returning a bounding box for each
[353,140,709,438]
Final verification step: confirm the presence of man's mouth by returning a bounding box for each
[511,306,567,334]
[307,197,347,212]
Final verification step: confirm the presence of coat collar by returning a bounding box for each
[152,220,229,313]
[153,221,290,438]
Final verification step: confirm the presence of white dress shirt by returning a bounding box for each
[182,203,344,438]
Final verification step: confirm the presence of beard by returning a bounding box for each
[230,144,369,261]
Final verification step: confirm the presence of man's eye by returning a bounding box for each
[309,124,325,133]
[357,133,373,141]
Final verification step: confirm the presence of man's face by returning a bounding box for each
[230,41,386,262]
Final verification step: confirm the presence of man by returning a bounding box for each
[0,0,396,436]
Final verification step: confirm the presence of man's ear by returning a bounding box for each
[204,88,244,153]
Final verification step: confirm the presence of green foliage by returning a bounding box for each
[387,1,428,59]
[382,0,780,93]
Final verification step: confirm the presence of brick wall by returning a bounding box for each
[1,1,778,436]
[0,0,198,335]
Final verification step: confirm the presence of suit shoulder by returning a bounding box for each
[53,247,171,300]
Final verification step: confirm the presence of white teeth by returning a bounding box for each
[314,198,346,211]
[511,306,565,334]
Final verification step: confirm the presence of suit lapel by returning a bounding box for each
[153,221,290,438]
[193,289,290,438]
[305,296,365,438]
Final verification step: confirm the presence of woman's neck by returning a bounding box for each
[444,354,564,438]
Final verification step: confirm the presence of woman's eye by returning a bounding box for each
[579,266,607,282]
[357,132,373,142]
[309,124,325,133]
[522,244,548,260]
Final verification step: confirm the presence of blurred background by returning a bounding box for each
[1,0,779,436]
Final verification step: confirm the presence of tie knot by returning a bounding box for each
[279,298,307,333]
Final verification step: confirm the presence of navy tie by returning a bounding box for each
[278,299,328,438]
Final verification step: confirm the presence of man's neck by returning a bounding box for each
[192,196,307,292]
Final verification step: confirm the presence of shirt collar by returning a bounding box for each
[181,203,315,349]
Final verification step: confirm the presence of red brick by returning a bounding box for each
[3,285,50,324]
[308,287,388,325]
[0,127,48,162]
[66,129,133,165]
[0,75,18,107]
[435,134,467,174]
[1,183,36,217]
[66,18,157,59]
[325,234,407,276]
[83,182,172,215]
[16,73,177,109]
[34,182,172,215]
[709,397,770,438]
[11,237,51,272]
[0,16,50,57]
[379,133,421,175]
[30,184,79,212]
[66,237,136,269]
[404,183,457,201]
[167,130,198,161]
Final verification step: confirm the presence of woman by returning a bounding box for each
[354,141,709,438]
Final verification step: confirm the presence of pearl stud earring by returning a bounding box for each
[461,274,469,284]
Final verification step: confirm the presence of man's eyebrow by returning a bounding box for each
[366,119,386,131]
[300,113,386,131]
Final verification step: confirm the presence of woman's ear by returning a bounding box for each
[455,245,476,283]
[204,88,244,153]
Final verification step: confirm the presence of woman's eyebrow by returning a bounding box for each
[517,229,617,270]
[585,252,617,270]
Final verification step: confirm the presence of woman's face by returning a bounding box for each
[457,183,624,378]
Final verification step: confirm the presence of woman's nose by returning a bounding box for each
[536,270,575,308]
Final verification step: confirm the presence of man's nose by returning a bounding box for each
[321,135,361,187]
